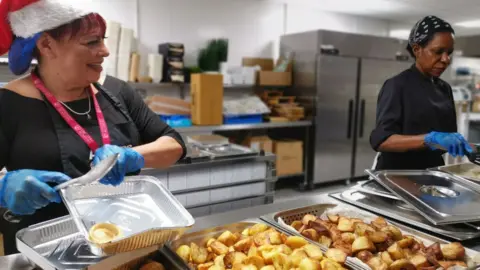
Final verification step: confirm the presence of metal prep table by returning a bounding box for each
[3,193,480,269]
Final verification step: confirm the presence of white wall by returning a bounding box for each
[89,0,393,75]
[286,4,390,36]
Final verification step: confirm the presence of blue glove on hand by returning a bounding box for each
[93,144,145,186]
[0,170,70,215]
[424,132,473,157]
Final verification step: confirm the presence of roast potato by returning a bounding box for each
[340,232,355,244]
[387,243,405,260]
[272,252,292,270]
[210,240,229,255]
[332,240,353,256]
[380,225,402,241]
[298,257,321,270]
[243,255,265,269]
[319,235,332,248]
[197,262,214,270]
[397,236,414,248]
[218,231,237,247]
[139,261,165,270]
[291,220,303,231]
[325,248,347,264]
[380,251,393,265]
[308,220,330,236]
[351,236,375,254]
[223,251,247,268]
[329,227,342,242]
[371,217,388,230]
[356,250,373,263]
[249,224,268,236]
[301,228,319,241]
[214,254,226,267]
[285,236,308,249]
[207,265,224,270]
[302,214,317,225]
[303,244,323,260]
[354,223,375,236]
[438,260,467,268]
[365,231,388,243]
[268,230,283,245]
[259,266,275,270]
[191,242,208,264]
[410,254,430,269]
[253,232,270,246]
[441,242,466,260]
[233,237,253,252]
[290,249,308,266]
[388,259,416,270]
[337,217,355,232]
[175,245,191,262]
[425,243,443,260]
[366,257,388,270]
[328,214,340,224]
[321,258,344,270]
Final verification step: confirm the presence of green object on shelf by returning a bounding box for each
[197,38,229,72]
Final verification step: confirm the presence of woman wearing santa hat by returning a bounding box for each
[0,0,186,254]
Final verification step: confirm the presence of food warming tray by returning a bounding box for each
[60,176,194,255]
[197,143,258,159]
[366,169,480,225]
[330,189,480,240]
[433,162,480,183]
[353,180,402,200]
[167,219,366,270]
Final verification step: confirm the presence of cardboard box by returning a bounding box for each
[258,71,292,86]
[274,140,303,176]
[242,57,274,71]
[191,74,224,125]
[243,136,273,153]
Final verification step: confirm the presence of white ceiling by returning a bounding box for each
[270,0,480,35]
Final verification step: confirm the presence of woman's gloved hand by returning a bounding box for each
[93,144,145,186]
[424,132,473,157]
[0,170,71,215]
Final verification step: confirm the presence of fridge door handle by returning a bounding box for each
[359,99,366,138]
[347,99,354,139]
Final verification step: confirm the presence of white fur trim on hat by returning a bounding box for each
[8,0,92,38]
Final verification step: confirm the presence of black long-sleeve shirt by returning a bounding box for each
[370,65,457,170]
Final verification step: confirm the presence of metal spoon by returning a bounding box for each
[53,153,119,191]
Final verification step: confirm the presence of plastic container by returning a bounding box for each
[159,115,192,128]
[223,114,263,124]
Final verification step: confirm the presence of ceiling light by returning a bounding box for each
[389,29,410,39]
[456,20,480,28]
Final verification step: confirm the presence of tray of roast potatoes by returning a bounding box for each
[169,219,356,270]
[261,204,479,270]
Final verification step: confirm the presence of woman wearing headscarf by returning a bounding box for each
[370,16,472,170]
[0,0,185,254]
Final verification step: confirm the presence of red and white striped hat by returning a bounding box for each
[0,0,90,54]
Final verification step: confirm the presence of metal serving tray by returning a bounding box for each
[168,219,365,270]
[197,144,258,160]
[366,169,480,225]
[261,201,480,268]
[16,215,184,270]
[330,189,480,240]
[354,180,402,201]
[261,205,370,270]
[434,162,480,183]
[60,176,194,255]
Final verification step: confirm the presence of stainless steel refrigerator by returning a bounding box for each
[280,30,412,185]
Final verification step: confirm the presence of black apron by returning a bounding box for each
[0,82,141,255]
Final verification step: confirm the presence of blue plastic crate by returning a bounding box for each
[159,115,192,128]
[224,114,263,125]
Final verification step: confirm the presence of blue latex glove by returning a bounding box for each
[0,170,71,215]
[93,144,145,186]
[424,132,473,157]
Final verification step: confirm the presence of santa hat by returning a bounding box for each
[0,0,92,74]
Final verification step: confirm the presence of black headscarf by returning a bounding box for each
[406,16,455,57]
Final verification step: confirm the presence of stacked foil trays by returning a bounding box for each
[16,175,194,269]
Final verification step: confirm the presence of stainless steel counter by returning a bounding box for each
[3,193,480,269]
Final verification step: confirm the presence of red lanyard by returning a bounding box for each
[31,72,111,152]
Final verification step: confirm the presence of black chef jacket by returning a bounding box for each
[0,75,186,255]
[370,65,457,170]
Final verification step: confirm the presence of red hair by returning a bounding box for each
[45,13,106,40]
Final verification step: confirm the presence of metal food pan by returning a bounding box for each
[261,202,480,268]
[167,219,363,270]
[354,180,402,201]
[260,205,369,270]
[331,189,480,241]
[434,163,480,183]
[60,175,195,255]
